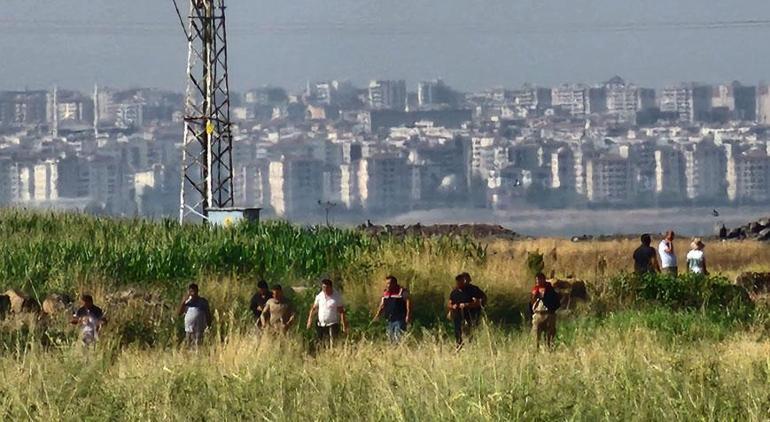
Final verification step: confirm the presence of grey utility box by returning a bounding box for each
[206,207,261,227]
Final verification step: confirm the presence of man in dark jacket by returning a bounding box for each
[448,272,486,348]
[374,275,412,343]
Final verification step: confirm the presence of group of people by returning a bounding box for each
[70,230,706,351]
[66,272,562,350]
[633,230,709,276]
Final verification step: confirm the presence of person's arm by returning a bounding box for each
[447,299,458,311]
[306,302,318,329]
[70,312,79,325]
[177,293,189,316]
[373,297,385,321]
[205,301,212,328]
[286,307,296,327]
[478,290,488,308]
[259,303,269,328]
[405,294,413,324]
[338,306,348,333]
[651,254,661,272]
[249,294,259,316]
[664,241,673,254]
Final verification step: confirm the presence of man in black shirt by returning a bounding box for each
[448,272,486,347]
[250,280,273,327]
[633,234,660,274]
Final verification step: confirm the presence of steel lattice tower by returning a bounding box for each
[179,0,234,223]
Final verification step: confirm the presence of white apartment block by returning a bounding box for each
[682,140,726,200]
[728,149,770,202]
[552,85,587,116]
[32,160,59,201]
[550,146,575,189]
[654,147,685,197]
[357,154,410,213]
[368,80,407,111]
[268,157,323,218]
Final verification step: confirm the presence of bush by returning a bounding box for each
[606,272,754,317]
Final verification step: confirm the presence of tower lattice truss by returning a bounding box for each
[179,0,234,222]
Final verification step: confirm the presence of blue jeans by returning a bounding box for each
[387,320,407,343]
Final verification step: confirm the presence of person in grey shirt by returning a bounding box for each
[177,283,211,348]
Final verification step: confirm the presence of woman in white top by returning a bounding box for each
[686,238,708,275]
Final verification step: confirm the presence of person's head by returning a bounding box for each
[80,294,94,308]
[691,238,705,251]
[454,273,466,289]
[272,284,284,299]
[257,280,269,294]
[640,233,652,246]
[385,275,399,291]
[535,272,547,287]
[321,279,333,295]
[188,283,199,298]
[665,230,675,241]
[461,272,472,285]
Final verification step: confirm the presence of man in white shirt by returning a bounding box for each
[306,279,348,347]
[658,230,678,276]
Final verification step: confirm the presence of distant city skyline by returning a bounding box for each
[3,0,770,92]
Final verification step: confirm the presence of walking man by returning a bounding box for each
[70,294,106,346]
[250,280,273,328]
[373,275,412,343]
[177,283,211,348]
[530,273,559,350]
[633,233,660,274]
[306,279,348,347]
[448,272,486,348]
[259,285,296,335]
[658,230,678,276]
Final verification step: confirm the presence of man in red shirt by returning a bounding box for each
[530,273,559,350]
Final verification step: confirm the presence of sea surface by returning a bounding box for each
[380,206,770,237]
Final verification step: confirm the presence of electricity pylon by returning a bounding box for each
[178,0,234,223]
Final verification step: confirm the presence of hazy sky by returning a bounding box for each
[3,0,770,92]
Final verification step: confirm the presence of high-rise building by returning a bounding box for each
[368,80,407,111]
[357,154,411,212]
[654,147,685,200]
[268,157,323,218]
[417,79,458,109]
[733,83,757,122]
[585,155,632,203]
[660,83,712,122]
[552,85,588,116]
[682,139,726,200]
[604,76,656,118]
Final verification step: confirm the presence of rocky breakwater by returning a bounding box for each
[721,216,770,241]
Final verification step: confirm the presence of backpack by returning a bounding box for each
[542,285,561,312]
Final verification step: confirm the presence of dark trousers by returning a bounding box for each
[452,311,480,346]
[316,323,341,347]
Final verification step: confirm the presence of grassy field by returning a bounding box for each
[1,211,770,421]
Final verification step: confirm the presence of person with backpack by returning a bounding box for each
[530,273,560,350]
